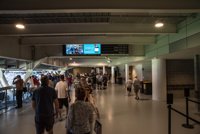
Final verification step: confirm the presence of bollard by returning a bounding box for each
[182,88,194,129]
[167,94,173,105]
[167,93,173,134]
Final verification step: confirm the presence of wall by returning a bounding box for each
[117,64,125,78]
[166,59,195,98]
[35,46,63,60]
[166,59,194,87]
[0,37,32,60]
[72,67,94,75]
[142,60,152,82]
[145,14,200,58]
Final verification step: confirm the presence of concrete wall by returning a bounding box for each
[0,37,32,60]
[166,59,194,86]
[145,15,200,58]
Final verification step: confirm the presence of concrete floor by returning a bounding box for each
[0,84,199,134]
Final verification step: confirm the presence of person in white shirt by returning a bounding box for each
[55,75,71,120]
[133,76,141,100]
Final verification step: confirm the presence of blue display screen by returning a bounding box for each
[64,44,101,55]
[84,44,101,54]
[65,44,84,55]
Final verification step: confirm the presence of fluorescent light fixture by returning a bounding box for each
[155,22,164,28]
[15,24,25,29]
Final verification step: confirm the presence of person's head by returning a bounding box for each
[41,75,49,86]
[16,75,21,79]
[60,75,65,81]
[75,87,86,101]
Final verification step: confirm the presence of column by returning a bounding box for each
[0,68,9,87]
[152,58,166,101]
[111,66,115,84]
[194,55,200,112]
[24,69,33,82]
[103,66,106,74]
[125,64,129,83]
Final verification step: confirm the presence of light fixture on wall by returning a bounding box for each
[15,23,25,29]
[154,22,164,28]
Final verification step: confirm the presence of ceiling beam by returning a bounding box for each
[0,23,176,36]
[0,0,199,10]
[21,35,155,45]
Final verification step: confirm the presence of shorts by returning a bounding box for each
[35,116,54,134]
[58,98,68,109]
[127,87,131,92]
[134,88,139,93]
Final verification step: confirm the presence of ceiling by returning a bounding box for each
[0,0,200,68]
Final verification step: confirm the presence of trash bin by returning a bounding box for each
[143,82,152,95]
[117,77,123,85]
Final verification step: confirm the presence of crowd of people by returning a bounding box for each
[12,71,142,134]
[12,72,103,134]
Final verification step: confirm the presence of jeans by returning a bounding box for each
[16,90,23,108]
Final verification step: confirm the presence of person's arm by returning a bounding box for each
[53,89,60,117]
[31,91,36,110]
[66,105,73,129]
[68,91,71,102]
[54,98,60,115]
[88,104,94,134]
[12,77,17,84]
[32,100,36,110]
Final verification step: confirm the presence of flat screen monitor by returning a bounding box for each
[65,44,84,55]
[84,44,101,55]
[64,44,101,55]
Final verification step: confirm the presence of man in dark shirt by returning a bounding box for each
[13,75,24,108]
[32,75,59,134]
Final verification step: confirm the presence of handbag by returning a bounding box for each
[94,119,102,134]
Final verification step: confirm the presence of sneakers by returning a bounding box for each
[135,97,139,100]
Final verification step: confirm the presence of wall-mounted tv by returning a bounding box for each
[64,44,101,55]
[65,44,84,55]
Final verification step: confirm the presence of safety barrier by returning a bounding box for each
[0,85,32,115]
[167,88,200,134]
[0,86,14,111]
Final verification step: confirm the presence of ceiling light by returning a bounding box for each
[155,22,164,28]
[15,24,25,29]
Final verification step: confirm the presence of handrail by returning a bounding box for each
[188,98,200,104]
[167,91,200,134]
[170,106,200,124]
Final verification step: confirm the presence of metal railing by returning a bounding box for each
[167,88,200,134]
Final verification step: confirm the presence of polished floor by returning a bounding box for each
[0,84,199,134]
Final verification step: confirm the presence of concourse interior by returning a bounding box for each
[0,84,199,134]
[0,0,200,134]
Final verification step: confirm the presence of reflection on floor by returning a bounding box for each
[0,84,199,134]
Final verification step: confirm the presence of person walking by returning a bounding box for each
[133,76,141,100]
[13,75,24,109]
[32,75,59,134]
[126,77,133,96]
[55,75,71,121]
[66,87,93,134]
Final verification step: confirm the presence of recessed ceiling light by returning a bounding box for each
[15,24,25,29]
[155,22,164,28]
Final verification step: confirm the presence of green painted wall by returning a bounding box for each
[145,14,200,58]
